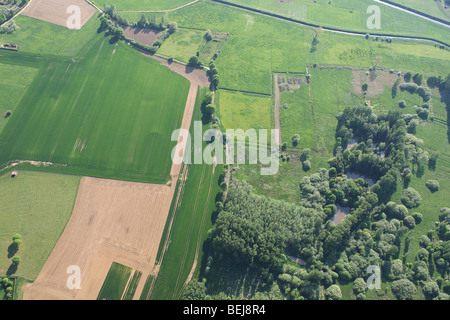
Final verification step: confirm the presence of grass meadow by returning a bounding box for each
[0,15,99,57]
[148,87,223,299]
[0,171,80,280]
[163,0,450,95]
[0,36,190,184]
[217,90,273,133]
[389,0,450,22]
[95,0,193,11]
[0,63,39,136]
[97,262,132,300]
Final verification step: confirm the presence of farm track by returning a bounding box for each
[116,0,199,13]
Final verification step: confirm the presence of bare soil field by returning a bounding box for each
[123,27,161,46]
[21,0,97,29]
[352,69,400,97]
[23,177,176,300]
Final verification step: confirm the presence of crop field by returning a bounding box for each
[0,36,190,183]
[97,262,132,300]
[0,171,80,280]
[146,88,223,300]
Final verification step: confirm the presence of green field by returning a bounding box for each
[122,270,142,300]
[97,262,132,300]
[0,36,190,183]
[218,90,273,133]
[390,0,450,22]
[164,1,450,95]
[226,0,450,41]
[0,171,80,280]
[0,63,39,136]
[0,15,99,57]
[94,0,194,11]
[147,88,223,299]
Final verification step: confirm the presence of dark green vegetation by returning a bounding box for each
[0,35,190,183]
[97,262,132,300]
[187,102,450,300]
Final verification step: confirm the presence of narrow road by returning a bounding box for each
[117,0,199,13]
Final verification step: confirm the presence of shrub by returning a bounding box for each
[411,212,423,224]
[401,188,421,208]
[423,281,440,299]
[416,107,429,120]
[425,180,439,192]
[325,285,342,300]
[292,134,300,147]
[412,73,423,85]
[11,256,20,266]
[362,83,368,91]
[391,279,416,300]
[398,100,407,108]
[403,215,416,229]
[399,82,418,93]
[404,72,412,81]
[302,160,311,172]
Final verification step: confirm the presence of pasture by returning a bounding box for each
[0,171,80,280]
[389,0,450,22]
[0,36,190,183]
[217,90,273,133]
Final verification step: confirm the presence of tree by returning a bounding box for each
[181,280,207,300]
[11,256,20,266]
[204,29,213,42]
[353,278,367,295]
[292,134,300,147]
[412,73,423,85]
[401,188,421,208]
[168,22,178,34]
[391,279,416,300]
[398,100,406,108]
[423,281,440,299]
[403,215,416,229]
[188,56,201,68]
[425,180,439,192]
[325,284,342,300]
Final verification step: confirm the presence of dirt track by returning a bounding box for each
[21,0,97,28]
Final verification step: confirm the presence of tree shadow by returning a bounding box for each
[6,264,17,276]
[7,244,17,259]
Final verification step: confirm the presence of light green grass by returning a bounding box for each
[0,171,80,280]
[158,29,205,62]
[389,0,450,22]
[0,63,39,136]
[218,90,273,133]
[95,0,194,11]
[0,36,190,184]
[0,14,99,57]
[97,262,132,300]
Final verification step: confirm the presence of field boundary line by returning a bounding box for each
[219,87,272,97]
[116,0,199,13]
